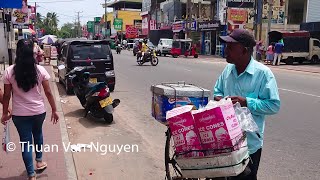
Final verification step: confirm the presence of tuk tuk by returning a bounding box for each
[170,39,198,58]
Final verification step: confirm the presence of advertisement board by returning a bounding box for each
[126,25,138,39]
[12,0,30,29]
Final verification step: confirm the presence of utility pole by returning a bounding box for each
[76,11,83,38]
[253,0,258,40]
[34,2,37,39]
[266,0,273,46]
[73,18,77,37]
[6,9,13,65]
[258,0,263,41]
[186,0,191,39]
[104,0,107,39]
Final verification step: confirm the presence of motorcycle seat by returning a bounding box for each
[85,82,107,95]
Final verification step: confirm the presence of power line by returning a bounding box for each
[37,5,76,18]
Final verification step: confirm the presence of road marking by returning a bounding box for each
[184,68,192,72]
[279,88,320,98]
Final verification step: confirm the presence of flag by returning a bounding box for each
[0,0,23,8]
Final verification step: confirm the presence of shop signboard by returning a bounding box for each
[113,18,123,31]
[186,21,197,31]
[227,8,248,23]
[227,8,248,32]
[198,20,220,31]
[142,15,149,35]
[150,20,157,30]
[94,17,101,23]
[172,21,185,33]
[0,0,22,8]
[262,0,285,24]
[87,21,94,33]
[12,0,31,29]
[227,0,255,8]
[126,25,138,39]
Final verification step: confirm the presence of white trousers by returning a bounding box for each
[273,53,282,65]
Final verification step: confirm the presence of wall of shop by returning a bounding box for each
[306,0,320,23]
[0,23,8,62]
[119,11,141,31]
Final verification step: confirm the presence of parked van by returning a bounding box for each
[156,38,173,56]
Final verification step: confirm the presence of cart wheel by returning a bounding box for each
[165,128,184,180]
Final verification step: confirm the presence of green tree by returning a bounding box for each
[42,12,59,35]
[36,12,59,36]
[58,23,75,38]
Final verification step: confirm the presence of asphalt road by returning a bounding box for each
[58,50,320,180]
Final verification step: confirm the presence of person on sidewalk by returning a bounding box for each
[273,41,284,66]
[1,39,59,180]
[266,42,275,65]
[214,29,281,180]
[33,42,44,65]
[255,41,264,62]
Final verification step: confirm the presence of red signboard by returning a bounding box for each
[172,21,185,32]
[142,15,149,35]
[150,20,156,30]
[126,25,138,39]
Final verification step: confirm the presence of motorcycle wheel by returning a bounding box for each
[104,113,113,123]
[151,57,159,66]
[137,56,143,66]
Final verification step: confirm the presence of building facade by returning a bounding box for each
[141,0,219,55]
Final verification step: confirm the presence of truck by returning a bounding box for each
[268,31,320,65]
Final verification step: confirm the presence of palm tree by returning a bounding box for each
[42,12,59,35]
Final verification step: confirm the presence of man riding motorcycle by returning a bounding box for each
[138,38,149,62]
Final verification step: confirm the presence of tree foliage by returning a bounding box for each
[36,12,76,38]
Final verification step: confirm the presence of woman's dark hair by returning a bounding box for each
[15,39,26,61]
[14,39,38,92]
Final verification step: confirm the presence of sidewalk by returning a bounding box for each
[0,65,76,179]
[195,55,320,74]
[269,63,320,74]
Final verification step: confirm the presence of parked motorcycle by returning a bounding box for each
[136,47,159,66]
[116,44,122,54]
[58,65,120,123]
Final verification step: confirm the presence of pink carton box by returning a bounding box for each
[166,105,203,158]
[192,100,242,155]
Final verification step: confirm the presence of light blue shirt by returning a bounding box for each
[214,58,281,154]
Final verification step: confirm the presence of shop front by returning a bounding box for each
[198,20,220,55]
[172,21,186,39]
[186,20,201,51]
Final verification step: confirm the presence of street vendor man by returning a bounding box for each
[213,29,281,180]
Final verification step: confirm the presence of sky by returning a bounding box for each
[28,0,114,27]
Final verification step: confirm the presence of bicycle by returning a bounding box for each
[151,83,249,180]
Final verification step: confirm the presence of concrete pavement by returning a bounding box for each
[0,65,76,180]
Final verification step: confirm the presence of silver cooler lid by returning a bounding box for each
[151,82,211,98]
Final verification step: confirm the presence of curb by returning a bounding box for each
[271,66,320,74]
[197,59,320,74]
[48,65,78,180]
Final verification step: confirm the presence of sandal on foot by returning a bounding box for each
[35,162,47,174]
[36,162,47,170]
[28,175,36,180]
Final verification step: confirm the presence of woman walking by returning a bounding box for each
[1,39,59,180]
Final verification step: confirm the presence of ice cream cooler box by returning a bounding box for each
[151,82,211,125]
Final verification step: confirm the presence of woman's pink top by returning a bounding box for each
[267,45,274,55]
